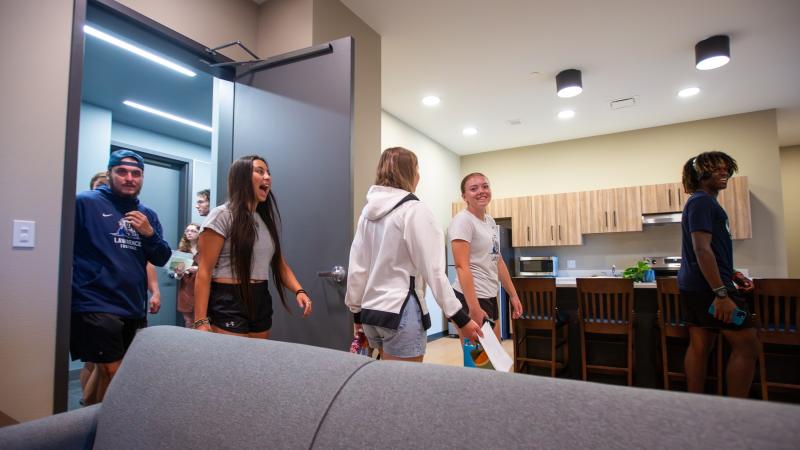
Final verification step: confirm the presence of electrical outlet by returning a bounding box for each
[567,259,576,269]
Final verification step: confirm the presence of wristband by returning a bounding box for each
[295,289,307,296]
[192,317,210,329]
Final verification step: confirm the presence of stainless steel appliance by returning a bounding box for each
[516,256,558,277]
[645,256,681,277]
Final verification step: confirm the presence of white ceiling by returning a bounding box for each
[341,0,800,154]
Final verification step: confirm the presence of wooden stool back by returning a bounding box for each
[512,278,568,377]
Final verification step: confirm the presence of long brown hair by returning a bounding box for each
[178,223,200,253]
[681,151,738,194]
[226,155,287,316]
[374,147,418,192]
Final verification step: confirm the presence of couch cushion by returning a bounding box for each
[313,360,800,449]
[93,326,371,449]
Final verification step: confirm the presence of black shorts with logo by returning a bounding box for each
[70,312,147,363]
[453,289,499,321]
[680,289,754,330]
[209,281,273,334]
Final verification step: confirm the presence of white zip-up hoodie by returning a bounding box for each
[345,185,470,330]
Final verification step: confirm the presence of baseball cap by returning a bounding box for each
[108,149,145,170]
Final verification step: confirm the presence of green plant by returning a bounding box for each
[623,260,651,282]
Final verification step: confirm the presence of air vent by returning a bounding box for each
[610,97,636,110]
[506,119,522,126]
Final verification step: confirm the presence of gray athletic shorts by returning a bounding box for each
[362,298,427,358]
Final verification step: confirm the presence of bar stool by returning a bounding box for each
[655,277,723,393]
[753,279,800,400]
[512,278,569,376]
[576,278,635,386]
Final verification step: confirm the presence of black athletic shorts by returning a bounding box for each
[453,289,499,321]
[680,289,754,330]
[70,312,147,363]
[209,281,273,334]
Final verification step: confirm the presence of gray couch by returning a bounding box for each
[1,326,798,449]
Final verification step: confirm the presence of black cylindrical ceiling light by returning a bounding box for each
[556,69,582,98]
[695,35,730,70]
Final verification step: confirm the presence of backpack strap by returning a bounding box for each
[389,193,419,213]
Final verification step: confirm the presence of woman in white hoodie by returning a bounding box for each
[345,147,482,362]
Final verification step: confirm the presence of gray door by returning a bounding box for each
[138,161,182,327]
[232,38,353,350]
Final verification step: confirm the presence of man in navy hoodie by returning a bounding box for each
[71,150,171,404]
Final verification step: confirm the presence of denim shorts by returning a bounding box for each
[362,298,426,358]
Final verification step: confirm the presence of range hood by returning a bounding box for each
[642,212,682,226]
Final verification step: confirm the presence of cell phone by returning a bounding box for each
[707,303,747,326]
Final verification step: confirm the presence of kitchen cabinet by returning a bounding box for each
[486,197,514,219]
[716,176,752,239]
[451,201,463,217]
[515,193,582,247]
[640,182,687,214]
[511,197,534,247]
[580,187,642,234]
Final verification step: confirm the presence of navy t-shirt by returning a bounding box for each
[677,191,735,292]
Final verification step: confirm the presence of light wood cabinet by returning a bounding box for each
[451,201,463,217]
[716,176,752,239]
[580,187,642,233]
[516,193,582,247]
[486,197,514,219]
[641,182,686,214]
[556,192,583,245]
[511,197,533,247]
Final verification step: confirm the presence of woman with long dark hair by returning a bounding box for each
[193,155,312,338]
[176,223,200,328]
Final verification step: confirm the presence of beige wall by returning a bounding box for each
[780,145,800,277]
[118,0,259,61]
[462,110,787,277]
[313,0,381,229]
[0,0,74,422]
[255,0,313,58]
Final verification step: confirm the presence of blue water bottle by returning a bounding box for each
[462,339,477,367]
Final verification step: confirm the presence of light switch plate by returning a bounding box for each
[567,259,576,269]
[12,220,35,248]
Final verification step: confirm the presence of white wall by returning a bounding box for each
[381,111,462,335]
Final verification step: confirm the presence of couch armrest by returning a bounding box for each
[0,404,99,450]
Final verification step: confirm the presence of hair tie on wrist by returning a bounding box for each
[295,289,307,296]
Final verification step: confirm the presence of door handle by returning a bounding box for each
[605,211,608,228]
[550,225,553,241]
[668,189,672,206]
[527,226,530,242]
[558,225,562,241]
[613,211,617,228]
[317,265,347,283]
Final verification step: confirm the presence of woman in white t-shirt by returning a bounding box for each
[450,172,522,342]
[193,155,312,338]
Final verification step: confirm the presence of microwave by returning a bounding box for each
[517,256,558,277]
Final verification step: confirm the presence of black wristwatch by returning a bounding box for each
[712,286,728,298]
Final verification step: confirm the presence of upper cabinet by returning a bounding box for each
[451,201,463,218]
[641,182,687,214]
[580,187,642,234]
[514,193,582,247]
[486,197,514,219]
[716,176,752,239]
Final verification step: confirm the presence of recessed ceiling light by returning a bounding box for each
[422,95,441,106]
[678,87,701,98]
[123,100,212,132]
[557,110,575,119]
[462,127,478,136]
[84,25,196,77]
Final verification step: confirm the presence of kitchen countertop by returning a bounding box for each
[554,277,656,289]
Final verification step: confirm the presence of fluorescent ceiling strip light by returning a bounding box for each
[123,100,212,132]
[84,25,196,77]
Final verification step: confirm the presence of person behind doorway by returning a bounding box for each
[678,151,759,398]
[196,188,210,217]
[450,173,522,350]
[89,171,108,190]
[193,155,312,338]
[71,150,171,405]
[345,147,482,362]
[176,223,200,327]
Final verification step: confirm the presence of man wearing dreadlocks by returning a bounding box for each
[677,151,759,398]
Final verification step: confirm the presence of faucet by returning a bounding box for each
[611,264,617,277]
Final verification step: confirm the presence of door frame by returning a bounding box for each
[55,0,236,413]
